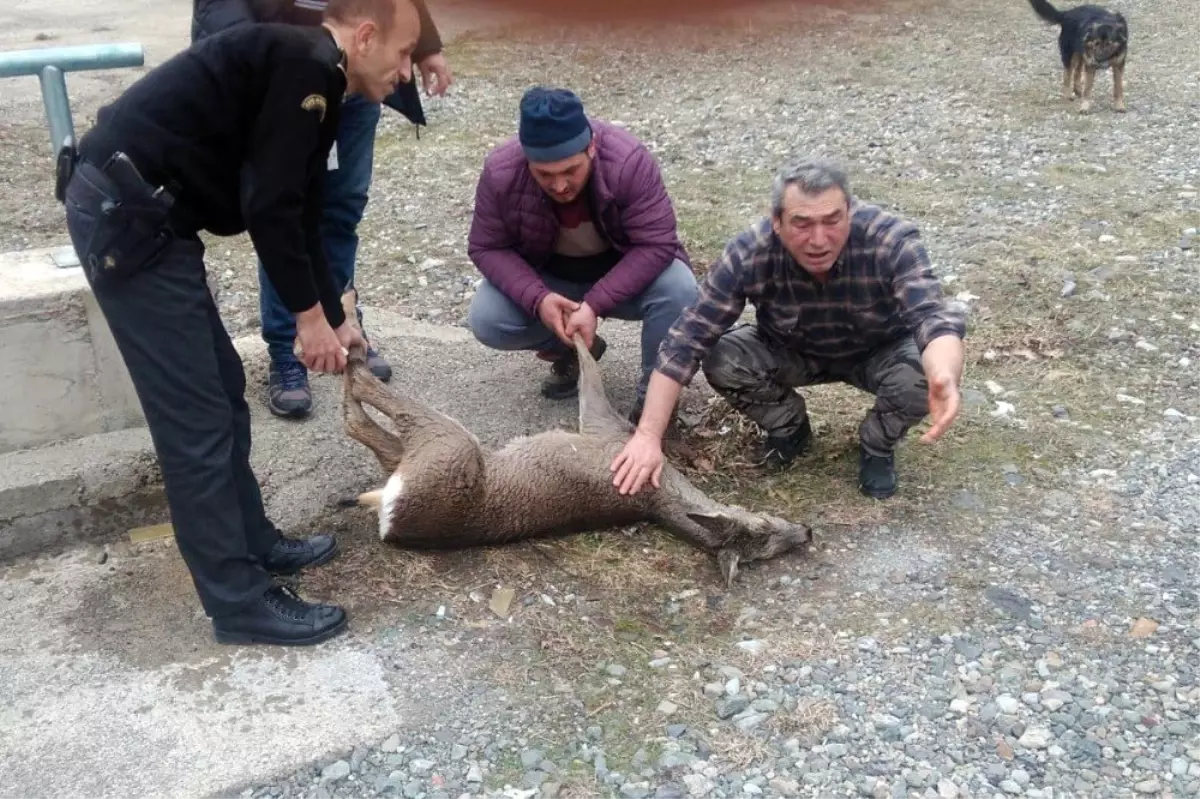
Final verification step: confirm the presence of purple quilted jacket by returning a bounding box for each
[467,118,690,318]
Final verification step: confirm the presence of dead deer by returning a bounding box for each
[334,290,812,587]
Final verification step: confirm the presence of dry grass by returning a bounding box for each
[768,696,840,739]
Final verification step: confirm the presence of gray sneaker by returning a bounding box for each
[268,361,312,418]
[365,345,392,383]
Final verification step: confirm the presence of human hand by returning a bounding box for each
[334,319,367,356]
[537,293,579,346]
[610,430,665,495]
[919,335,964,443]
[921,371,961,442]
[415,52,453,97]
[564,301,598,349]
[295,306,347,373]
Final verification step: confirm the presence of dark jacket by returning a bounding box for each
[191,0,442,126]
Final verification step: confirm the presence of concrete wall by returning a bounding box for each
[0,247,145,454]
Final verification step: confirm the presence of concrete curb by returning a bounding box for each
[0,306,658,564]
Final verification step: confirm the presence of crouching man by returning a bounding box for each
[466,86,698,422]
[610,156,967,500]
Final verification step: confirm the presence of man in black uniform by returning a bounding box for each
[192,0,454,419]
[59,0,422,646]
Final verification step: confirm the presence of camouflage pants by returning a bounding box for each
[701,324,930,456]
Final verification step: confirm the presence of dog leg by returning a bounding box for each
[1061,56,1077,100]
[1078,66,1096,113]
[1112,62,1126,112]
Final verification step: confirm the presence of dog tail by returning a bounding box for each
[1027,0,1064,24]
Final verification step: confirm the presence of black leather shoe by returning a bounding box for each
[261,533,338,576]
[760,417,813,470]
[858,447,897,499]
[212,584,347,646]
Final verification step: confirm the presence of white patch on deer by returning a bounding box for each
[379,472,405,541]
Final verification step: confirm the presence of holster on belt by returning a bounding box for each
[76,152,179,284]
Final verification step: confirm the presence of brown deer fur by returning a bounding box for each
[335,290,812,587]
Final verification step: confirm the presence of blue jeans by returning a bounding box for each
[466,259,699,400]
[259,94,382,366]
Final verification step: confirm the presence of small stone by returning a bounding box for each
[950,698,971,714]
[733,711,768,731]
[769,778,799,797]
[520,750,544,769]
[716,697,749,719]
[1173,758,1190,776]
[682,774,712,797]
[606,664,628,678]
[1000,780,1023,795]
[466,766,483,783]
[937,780,958,799]
[736,640,767,655]
[1134,779,1161,794]
[857,637,878,652]
[321,761,351,784]
[1018,727,1051,749]
[409,758,435,775]
[657,700,679,716]
[380,735,401,753]
[996,695,1021,714]
[703,682,725,697]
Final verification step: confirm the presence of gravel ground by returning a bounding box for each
[3,0,1198,797]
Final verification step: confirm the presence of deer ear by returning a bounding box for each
[686,511,738,535]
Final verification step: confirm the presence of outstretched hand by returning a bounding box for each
[920,371,960,443]
[919,334,965,444]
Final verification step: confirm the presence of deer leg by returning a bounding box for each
[572,333,633,438]
[343,382,405,474]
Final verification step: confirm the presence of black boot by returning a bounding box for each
[760,417,813,470]
[212,584,348,646]
[858,446,897,499]
[541,336,607,399]
[260,533,338,575]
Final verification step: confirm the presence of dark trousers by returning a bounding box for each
[64,163,277,618]
[702,324,930,456]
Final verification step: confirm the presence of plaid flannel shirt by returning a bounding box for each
[654,199,967,385]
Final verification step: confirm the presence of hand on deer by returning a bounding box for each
[563,301,598,350]
[537,293,580,346]
[295,306,347,373]
[610,430,664,495]
[334,318,367,359]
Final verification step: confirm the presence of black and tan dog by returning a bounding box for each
[1028,0,1128,113]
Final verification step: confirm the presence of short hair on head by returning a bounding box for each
[771,156,851,217]
[323,0,412,35]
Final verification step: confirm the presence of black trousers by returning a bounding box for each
[64,163,278,618]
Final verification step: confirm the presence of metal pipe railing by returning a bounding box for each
[0,42,145,156]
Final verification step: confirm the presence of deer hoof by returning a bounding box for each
[717,548,740,589]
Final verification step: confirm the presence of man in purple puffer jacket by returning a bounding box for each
[466,87,698,422]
